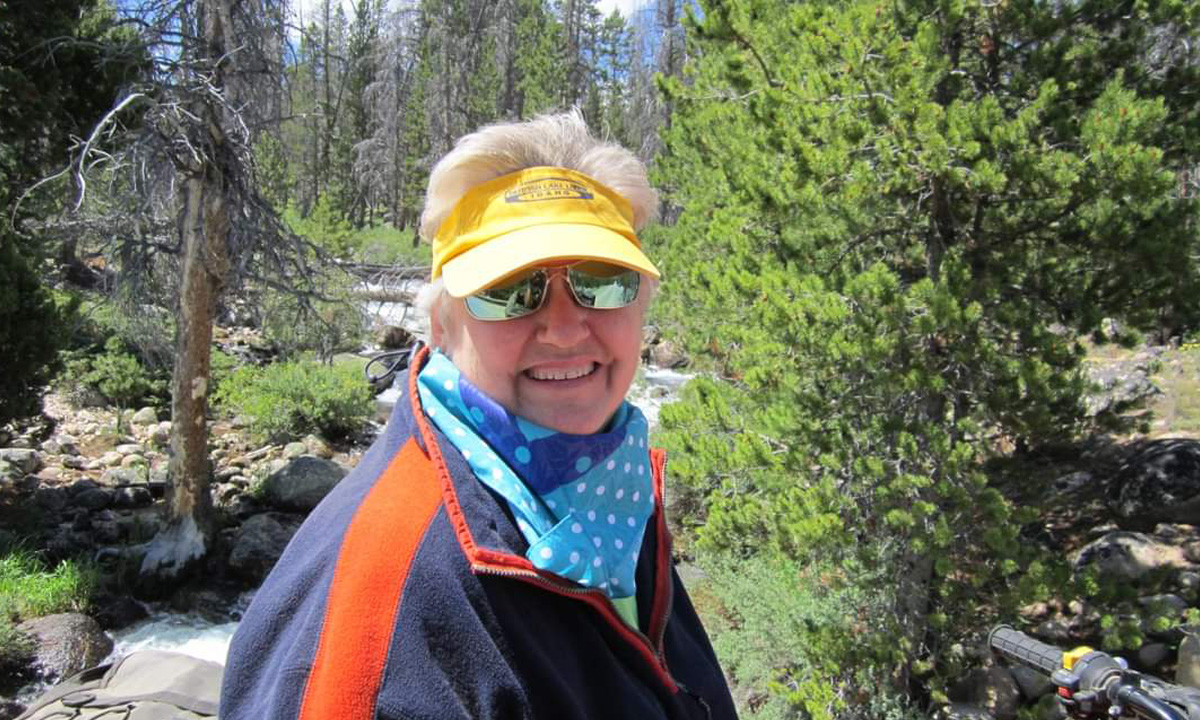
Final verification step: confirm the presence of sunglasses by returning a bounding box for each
[464,261,641,321]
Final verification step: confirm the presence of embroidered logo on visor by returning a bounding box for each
[505,177,594,203]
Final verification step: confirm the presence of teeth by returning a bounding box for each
[528,363,596,381]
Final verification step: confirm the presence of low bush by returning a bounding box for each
[58,337,166,423]
[214,359,374,443]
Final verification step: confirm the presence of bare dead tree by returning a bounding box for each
[58,0,327,595]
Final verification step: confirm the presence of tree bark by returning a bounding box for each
[139,0,233,595]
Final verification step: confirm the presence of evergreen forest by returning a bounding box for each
[2,0,1200,717]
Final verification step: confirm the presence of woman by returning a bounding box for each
[220,111,737,720]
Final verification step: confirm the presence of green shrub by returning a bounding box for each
[58,337,165,423]
[215,360,374,443]
[697,550,922,720]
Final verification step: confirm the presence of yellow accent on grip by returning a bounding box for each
[1063,646,1093,670]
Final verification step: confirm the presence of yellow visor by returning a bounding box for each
[431,166,660,297]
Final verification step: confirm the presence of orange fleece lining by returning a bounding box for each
[297,437,443,720]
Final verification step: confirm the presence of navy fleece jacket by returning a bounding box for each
[220,347,738,720]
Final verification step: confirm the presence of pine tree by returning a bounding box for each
[651,0,1200,715]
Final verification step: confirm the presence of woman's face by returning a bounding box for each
[432,270,649,435]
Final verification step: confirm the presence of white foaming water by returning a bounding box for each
[106,612,239,665]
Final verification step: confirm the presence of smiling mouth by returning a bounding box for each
[525,363,598,381]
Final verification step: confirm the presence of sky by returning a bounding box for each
[597,0,646,17]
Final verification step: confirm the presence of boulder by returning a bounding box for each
[648,338,690,369]
[130,406,159,425]
[0,449,42,475]
[149,421,172,447]
[1110,439,1200,528]
[283,441,308,460]
[16,613,113,682]
[1073,531,1189,581]
[228,512,303,583]
[935,703,997,720]
[113,485,154,508]
[93,595,151,630]
[101,467,144,485]
[120,454,147,468]
[56,435,80,456]
[303,434,334,459]
[1135,642,1171,673]
[1085,357,1160,416]
[375,324,414,350]
[74,487,115,511]
[1009,666,1055,701]
[949,666,1021,720]
[261,456,347,512]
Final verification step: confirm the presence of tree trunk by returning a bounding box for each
[139,0,233,596]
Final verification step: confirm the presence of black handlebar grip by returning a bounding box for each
[989,625,1064,676]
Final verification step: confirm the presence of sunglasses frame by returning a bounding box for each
[463,262,642,322]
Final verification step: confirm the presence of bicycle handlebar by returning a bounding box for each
[987,625,1195,720]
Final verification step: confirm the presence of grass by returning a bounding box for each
[0,550,97,621]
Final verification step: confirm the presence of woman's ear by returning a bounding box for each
[429,295,454,357]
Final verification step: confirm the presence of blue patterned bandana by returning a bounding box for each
[417,351,654,599]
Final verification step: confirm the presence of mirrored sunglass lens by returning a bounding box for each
[568,265,640,308]
[466,271,547,320]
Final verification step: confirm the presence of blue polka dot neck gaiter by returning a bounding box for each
[417,350,654,600]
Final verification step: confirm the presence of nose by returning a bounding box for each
[534,274,590,348]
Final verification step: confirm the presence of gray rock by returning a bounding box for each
[303,434,333,459]
[0,459,19,483]
[74,487,114,511]
[1073,531,1188,581]
[100,451,124,467]
[261,456,347,512]
[67,479,100,496]
[936,703,997,720]
[101,467,144,485]
[149,421,172,447]
[56,435,80,456]
[131,406,159,425]
[114,443,143,456]
[61,455,85,470]
[283,442,308,460]
[113,485,154,508]
[1009,665,1055,700]
[0,448,42,474]
[1139,593,1189,614]
[120,454,147,468]
[1034,620,1072,644]
[17,613,113,682]
[1110,439,1200,527]
[1135,642,1171,672]
[649,338,690,369]
[1085,357,1160,416]
[34,486,68,512]
[228,512,303,582]
[949,667,1021,720]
